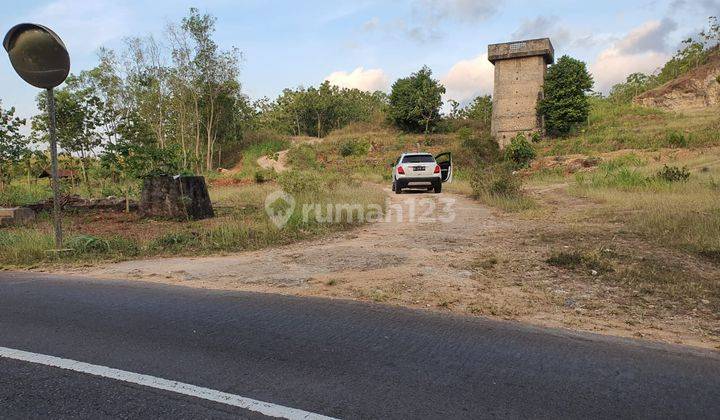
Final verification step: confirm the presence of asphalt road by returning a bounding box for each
[1,272,719,419]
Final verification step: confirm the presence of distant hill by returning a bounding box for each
[634,50,720,111]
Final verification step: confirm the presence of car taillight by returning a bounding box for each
[434,165,440,174]
[397,166,405,174]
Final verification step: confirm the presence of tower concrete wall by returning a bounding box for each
[488,38,554,148]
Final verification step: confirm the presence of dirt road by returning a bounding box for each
[61,184,720,350]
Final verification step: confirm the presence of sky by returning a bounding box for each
[1,0,719,123]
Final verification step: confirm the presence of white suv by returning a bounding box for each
[391,152,453,194]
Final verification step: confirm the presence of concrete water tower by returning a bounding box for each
[488,38,554,148]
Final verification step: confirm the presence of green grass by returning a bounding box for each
[537,99,720,155]
[0,182,53,206]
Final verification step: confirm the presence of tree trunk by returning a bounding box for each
[193,97,201,173]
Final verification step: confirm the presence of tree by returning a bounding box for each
[0,101,28,188]
[31,77,105,182]
[462,95,493,125]
[388,66,445,133]
[538,56,594,137]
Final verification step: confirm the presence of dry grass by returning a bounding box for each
[0,178,386,269]
[570,152,720,263]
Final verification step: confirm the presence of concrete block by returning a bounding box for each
[0,207,36,227]
[488,38,554,148]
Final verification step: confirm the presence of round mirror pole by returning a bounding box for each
[3,23,70,250]
[46,88,62,247]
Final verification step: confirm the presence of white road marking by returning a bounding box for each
[0,346,337,420]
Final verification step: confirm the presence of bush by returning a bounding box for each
[470,162,522,198]
[277,170,324,195]
[665,131,688,148]
[339,138,370,157]
[0,183,52,206]
[504,134,536,168]
[459,129,500,165]
[151,232,198,251]
[538,55,594,136]
[67,235,110,254]
[254,169,274,183]
[657,165,690,182]
[287,144,319,168]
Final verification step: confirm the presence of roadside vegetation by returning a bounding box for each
[1,7,719,347]
[0,174,385,268]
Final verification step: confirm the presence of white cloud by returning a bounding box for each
[325,67,389,92]
[591,49,669,93]
[615,18,677,54]
[590,20,676,92]
[441,53,494,102]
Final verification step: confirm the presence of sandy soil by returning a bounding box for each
[60,185,720,351]
[257,150,289,172]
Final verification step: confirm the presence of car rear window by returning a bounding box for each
[402,155,435,163]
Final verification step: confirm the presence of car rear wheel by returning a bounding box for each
[433,182,442,194]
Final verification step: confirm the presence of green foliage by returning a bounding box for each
[657,165,690,182]
[277,170,324,195]
[67,235,110,254]
[504,134,536,168]
[339,138,370,157]
[254,169,274,183]
[255,83,387,138]
[0,183,52,207]
[287,144,320,169]
[449,95,492,126]
[0,101,29,186]
[470,162,535,212]
[388,66,446,133]
[457,128,500,166]
[101,140,184,179]
[576,167,649,190]
[538,56,594,136]
[665,131,688,148]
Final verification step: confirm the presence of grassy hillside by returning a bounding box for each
[536,99,720,156]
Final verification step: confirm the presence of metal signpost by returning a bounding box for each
[3,23,70,249]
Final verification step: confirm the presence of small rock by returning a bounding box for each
[590,269,598,276]
[701,299,710,305]
[564,298,576,308]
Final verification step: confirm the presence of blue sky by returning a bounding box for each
[1,0,719,122]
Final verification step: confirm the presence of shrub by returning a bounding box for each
[67,235,110,254]
[277,170,324,195]
[531,132,542,143]
[470,162,522,198]
[151,232,198,251]
[665,131,688,148]
[254,169,274,183]
[657,165,690,182]
[287,144,319,168]
[504,134,536,168]
[538,55,594,136]
[339,138,370,157]
[459,129,500,165]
